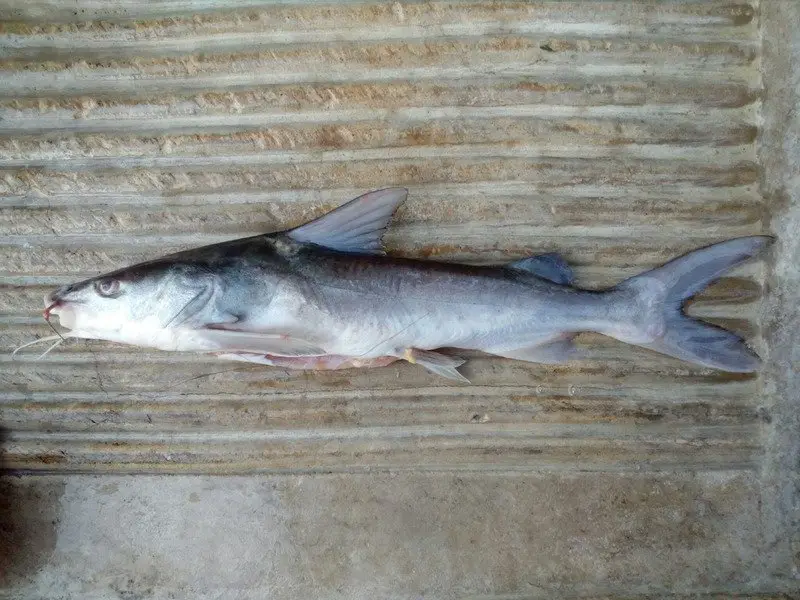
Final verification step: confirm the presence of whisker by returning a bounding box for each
[11,335,64,358]
[36,338,65,360]
[45,316,65,341]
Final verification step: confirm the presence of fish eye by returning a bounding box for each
[95,278,121,297]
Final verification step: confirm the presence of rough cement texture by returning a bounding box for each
[759,0,800,585]
[0,1,797,598]
[0,473,784,598]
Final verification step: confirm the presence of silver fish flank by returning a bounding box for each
[29,188,771,382]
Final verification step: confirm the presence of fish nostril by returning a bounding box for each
[44,285,72,308]
[48,285,74,302]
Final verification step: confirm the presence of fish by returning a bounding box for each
[22,188,772,382]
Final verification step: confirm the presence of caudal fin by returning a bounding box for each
[614,236,773,372]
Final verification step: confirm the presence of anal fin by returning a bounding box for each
[488,335,581,364]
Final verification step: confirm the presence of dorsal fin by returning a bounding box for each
[287,188,408,254]
[508,253,574,285]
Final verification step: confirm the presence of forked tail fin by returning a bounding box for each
[613,236,773,372]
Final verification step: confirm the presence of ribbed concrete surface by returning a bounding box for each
[0,1,796,598]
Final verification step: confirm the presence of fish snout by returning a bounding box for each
[44,291,58,309]
[44,286,64,311]
[43,284,77,308]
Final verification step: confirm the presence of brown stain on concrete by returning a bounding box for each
[0,428,65,586]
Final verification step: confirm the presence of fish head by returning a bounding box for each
[43,260,208,344]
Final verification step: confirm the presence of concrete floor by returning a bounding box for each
[0,1,798,598]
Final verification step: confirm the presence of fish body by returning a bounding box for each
[37,188,771,381]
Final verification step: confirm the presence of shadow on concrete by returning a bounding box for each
[0,426,65,588]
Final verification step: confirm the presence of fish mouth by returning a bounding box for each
[43,299,61,320]
[43,295,77,330]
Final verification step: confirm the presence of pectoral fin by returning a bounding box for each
[216,352,399,371]
[197,328,325,357]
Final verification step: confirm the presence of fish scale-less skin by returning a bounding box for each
[250,243,618,358]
